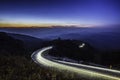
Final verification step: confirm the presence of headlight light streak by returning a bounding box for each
[31,46,120,80]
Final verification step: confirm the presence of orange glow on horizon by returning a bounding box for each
[0,22,96,28]
[0,23,55,28]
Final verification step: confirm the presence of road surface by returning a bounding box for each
[31,46,120,80]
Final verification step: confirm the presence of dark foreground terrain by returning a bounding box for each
[0,32,90,80]
[0,32,120,80]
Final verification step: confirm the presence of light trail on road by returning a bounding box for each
[31,46,120,80]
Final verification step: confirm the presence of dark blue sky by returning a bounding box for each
[0,0,120,26]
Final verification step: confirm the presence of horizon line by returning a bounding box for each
[0,22,96,28]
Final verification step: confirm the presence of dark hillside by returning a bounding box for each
[49,38,95,62]
[8,33,45,51]
[49,38,120,69]
[0,32,26,55]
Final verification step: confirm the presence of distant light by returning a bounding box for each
[79,43,85,48]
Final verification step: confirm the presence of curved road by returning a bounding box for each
[31,46,120,80]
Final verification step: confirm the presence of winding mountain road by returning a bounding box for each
[31,46,120,80]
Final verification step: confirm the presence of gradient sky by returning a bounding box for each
[0,0,120,26]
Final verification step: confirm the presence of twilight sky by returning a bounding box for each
[0,0,120,27]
